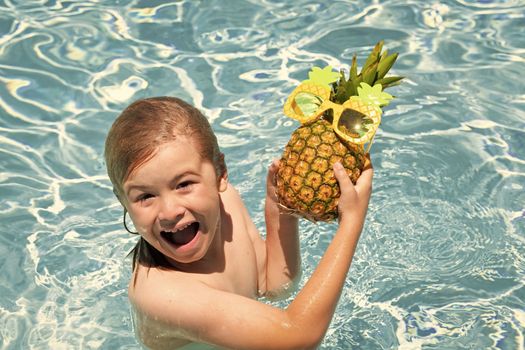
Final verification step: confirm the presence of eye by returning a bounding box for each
[137,193,154,202]
[177,181,194,190]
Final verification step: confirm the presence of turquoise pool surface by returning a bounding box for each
[0,1,524,349]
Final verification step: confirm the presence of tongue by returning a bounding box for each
[171,223,198,246]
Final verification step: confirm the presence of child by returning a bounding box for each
[104,96,373,349]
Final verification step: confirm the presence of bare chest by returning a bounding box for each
[194,229,259,298]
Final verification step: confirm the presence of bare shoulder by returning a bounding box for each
[221,183,268,297]
[219,182,245,207]
[219,183,262,245]
[129,265,204,349]
[129,264,189,316]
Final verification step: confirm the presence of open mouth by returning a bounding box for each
[161,222,199,247]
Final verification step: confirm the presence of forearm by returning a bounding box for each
[286,217,362,343]
[264,196,300,294]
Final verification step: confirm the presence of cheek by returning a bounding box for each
[193,194,221,227]
[126,204,155,230]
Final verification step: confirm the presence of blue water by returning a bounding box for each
[0,1,524,349]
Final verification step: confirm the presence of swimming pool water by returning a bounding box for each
[0,1,524,349]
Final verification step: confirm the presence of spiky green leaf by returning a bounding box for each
[361,41,383,73]
[376,76,404,89]
[338,70,347,86]
[350,54,358,81]
[380,49,388,62]
[362,62,379,86]
[351,74,363,95]
[377,52,399,79]
[334,78,356,104]
[331,71,345,102]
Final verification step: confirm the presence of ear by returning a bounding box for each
[217,153,228,192]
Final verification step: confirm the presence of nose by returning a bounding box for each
[158,195,185,227]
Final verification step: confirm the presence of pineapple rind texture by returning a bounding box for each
[276,119,365,222]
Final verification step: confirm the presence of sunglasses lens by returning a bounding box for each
[337,109,374,138]
[293,92,323,118]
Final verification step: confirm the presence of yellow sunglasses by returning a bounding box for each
[283,81,382,151]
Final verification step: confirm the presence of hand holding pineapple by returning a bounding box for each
[276,41,403,222]
[333,158,373,231]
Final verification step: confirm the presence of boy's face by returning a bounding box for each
[122,137,227,265]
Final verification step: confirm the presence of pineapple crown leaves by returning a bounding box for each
[332,41,404,105]
[305,66,340,88]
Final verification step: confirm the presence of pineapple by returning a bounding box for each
[276,41,403,222]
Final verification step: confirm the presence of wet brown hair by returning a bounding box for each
[104,96,225,270]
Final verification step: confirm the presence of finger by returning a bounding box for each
[267,159,280,185]
[363,153,373,171]
[355,165,373,194]
[333,162,354,192]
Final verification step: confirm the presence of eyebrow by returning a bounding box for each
[124,184,150,198]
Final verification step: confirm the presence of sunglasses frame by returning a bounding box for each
[284,82,382,150]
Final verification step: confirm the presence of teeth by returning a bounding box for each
[163,222,192,233]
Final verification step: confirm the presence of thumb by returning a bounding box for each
[266,159,280,197]
[268,159,279,182]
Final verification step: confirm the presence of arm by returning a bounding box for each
[264,159,300,296]
[130,161,373,350]
[286,161,372,338]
